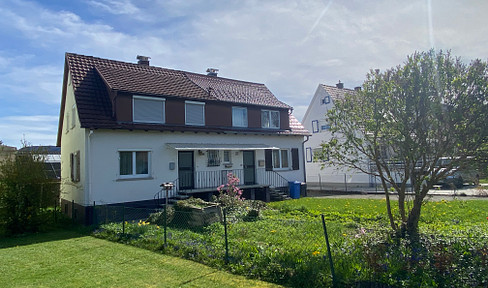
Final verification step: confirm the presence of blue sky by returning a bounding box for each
[0,0,487,148]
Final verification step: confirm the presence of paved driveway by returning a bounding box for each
[309,184,488,201]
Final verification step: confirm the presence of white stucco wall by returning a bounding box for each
[303,85,371,188]
[87,130,305,205]
[60,71,87,204]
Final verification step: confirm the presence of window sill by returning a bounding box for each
[116,176,153,182]
[273,168,291,171]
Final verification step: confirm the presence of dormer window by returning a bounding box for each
[133,96,165,123]
[185,101,205,126]
[232,106,248,127]
[261,110,280,129]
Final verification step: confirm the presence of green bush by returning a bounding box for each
[146,206,175,225]
[0,149,59,235]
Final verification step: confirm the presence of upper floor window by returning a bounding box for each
[312,120,319,133]
[261,110,280,129]
[71,105,76,129]
[185,101,205,126]
[232,106,248,127]
[321,124,330,131]
[321,95,330,105]
[119,150,150,179]
[65,112,70,133]
[133,96,165,123]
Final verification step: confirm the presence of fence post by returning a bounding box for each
[344,174,348,193]
[92,201,96,226]
[223,208,229,264]
[54,199,57,223]
[71,200,75,224]
[319,174,323,192]
[321,214,336,287]
[163,203,167,247]
[122,206,125,234]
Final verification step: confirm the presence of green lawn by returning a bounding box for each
[0,230,281,288]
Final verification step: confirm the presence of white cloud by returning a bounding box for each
[87,0,140,15]
[0,0,487,146]
[0,62,62,104]
[0,115,59,147]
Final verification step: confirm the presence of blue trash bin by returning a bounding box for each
[288,181,300,199]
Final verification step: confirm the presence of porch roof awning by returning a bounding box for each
[166,143,278,151]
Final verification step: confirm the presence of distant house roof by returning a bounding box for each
[57,53,306,145]
[319,84,357,101]
[18,146,61,154]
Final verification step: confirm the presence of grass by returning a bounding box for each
[0,229,281,288]
[94,197,488,287]
[269,197,488,225]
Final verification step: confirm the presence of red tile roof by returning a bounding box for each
[186,72,290,109]
[62,52,306,136]
[320,84,357,101]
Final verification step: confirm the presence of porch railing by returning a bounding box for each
[178,168,289,191]
[153,179,178,206]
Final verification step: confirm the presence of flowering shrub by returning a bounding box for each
[213,173,245,215]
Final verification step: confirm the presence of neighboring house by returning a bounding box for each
[57,53,309,223]
[17,146,61,180]
[0,145,17,163]
[302,83,375,189]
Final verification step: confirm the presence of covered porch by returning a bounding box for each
[156,142,292,204]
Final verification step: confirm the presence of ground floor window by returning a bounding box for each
[119,151,150,178]
[207,150,220,167]
[273,149,290,169]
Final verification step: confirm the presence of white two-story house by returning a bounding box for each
[57,53,309,223]
[302,82,375,190]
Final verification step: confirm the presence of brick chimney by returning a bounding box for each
[137,55,150,66]
[336,80,344,89]
[206,68,219,77]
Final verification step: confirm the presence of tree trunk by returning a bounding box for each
[406,197,423,237]
[380,176,397,231]
[398,190,406,223]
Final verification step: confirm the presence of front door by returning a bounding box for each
[243,151,255,185]
[178,151,194,189]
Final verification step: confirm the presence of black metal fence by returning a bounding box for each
[91,203,338,286]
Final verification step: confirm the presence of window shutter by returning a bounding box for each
[70,153,74,181]
[186,102,205,125]
[265,149,273,171]
[134,97,164,123]
[291,148,299,170]
[75,151,81,182]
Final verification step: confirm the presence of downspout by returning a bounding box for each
[302,135,310,182]
[87,129,94,206]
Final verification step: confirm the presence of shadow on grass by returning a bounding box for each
[0,226,92,249]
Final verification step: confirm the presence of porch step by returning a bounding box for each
[269,188,291,201]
